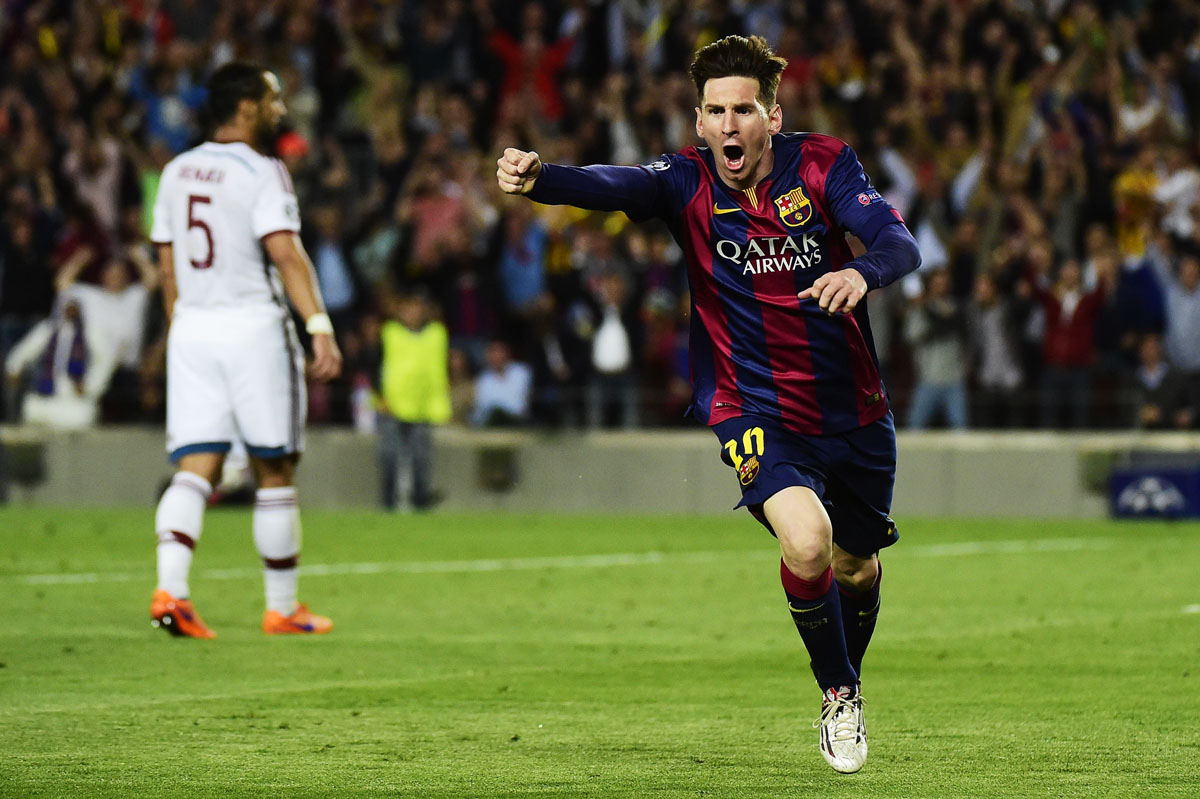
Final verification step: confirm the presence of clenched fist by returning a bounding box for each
[496,148,543,195]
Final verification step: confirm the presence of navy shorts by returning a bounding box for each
[712,412,899,558]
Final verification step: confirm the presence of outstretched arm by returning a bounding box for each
[496,147,667,220]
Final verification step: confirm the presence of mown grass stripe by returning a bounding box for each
[8,537,1115,586]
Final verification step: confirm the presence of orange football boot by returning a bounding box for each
[150,589,216,639]
[262,603,333,635]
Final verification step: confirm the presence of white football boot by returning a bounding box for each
[814,684,867,773]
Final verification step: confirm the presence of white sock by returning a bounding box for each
[155,472,212,598]
[263,566,299,616]
[156,542,193,598]
[254,486,301,614]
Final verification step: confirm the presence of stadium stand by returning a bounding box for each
[2,0,1199,431]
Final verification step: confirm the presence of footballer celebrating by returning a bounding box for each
[497,35,920,773]
[148,62,341,638]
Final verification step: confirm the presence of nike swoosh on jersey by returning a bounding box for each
[713,204,742,215]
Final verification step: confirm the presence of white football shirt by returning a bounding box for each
[150,141,300,313]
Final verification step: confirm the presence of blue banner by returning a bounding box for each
[1110,468,1200,518]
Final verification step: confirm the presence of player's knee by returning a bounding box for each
[255,471,294,489]
[175,454,225,487]
[778,518,833,581]
[250,455,296,488]
[764,486,832,579]
[833,553,878,593]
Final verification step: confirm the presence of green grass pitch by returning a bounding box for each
[1,507,1198,798]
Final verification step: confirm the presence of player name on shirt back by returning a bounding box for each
[178,166,226,184]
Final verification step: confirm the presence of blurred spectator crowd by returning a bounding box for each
[2,0,1200,432]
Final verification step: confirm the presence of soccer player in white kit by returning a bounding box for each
[147,62,342,638]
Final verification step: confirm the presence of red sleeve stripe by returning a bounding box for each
[272,159,295,194]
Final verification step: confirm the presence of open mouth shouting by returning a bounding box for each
[722,143,745,173]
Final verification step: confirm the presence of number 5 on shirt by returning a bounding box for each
[188,194,214,269]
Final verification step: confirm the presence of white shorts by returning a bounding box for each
[165,307,306,462]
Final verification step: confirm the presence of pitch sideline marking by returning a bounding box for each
[9,536,1114,586]
[1183,604,1200,615]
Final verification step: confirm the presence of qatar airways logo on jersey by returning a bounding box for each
[716,234,822,275]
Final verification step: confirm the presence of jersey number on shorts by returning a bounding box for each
[723,426,765,469]
[188,194,214,269]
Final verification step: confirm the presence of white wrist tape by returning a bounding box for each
[305,312,334,336]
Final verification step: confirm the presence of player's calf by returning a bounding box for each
[835,559,882,678]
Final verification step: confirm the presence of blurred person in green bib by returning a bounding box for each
[378,288,450,511]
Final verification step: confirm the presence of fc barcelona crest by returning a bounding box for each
[738,455,760,486]
[774,186,813,228]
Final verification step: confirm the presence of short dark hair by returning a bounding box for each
[688,35,789,108]
[204,62,270,129]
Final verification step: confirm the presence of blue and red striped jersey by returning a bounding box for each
[527,132,918,435]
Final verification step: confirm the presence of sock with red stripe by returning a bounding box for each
[838,563,882,678]
[254,486,301,614]
[781,560,858,691]
[155,471,212,598]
